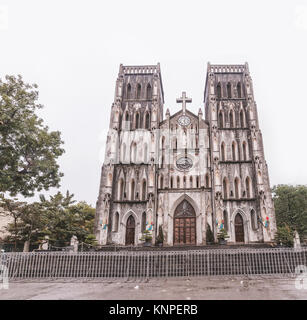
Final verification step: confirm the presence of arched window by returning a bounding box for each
[160,175,164,189]
[136,83,141,99]
[130,179,135,200]
[232,141,236,161]
[229,110,234,127]
[242,141,247,161]
[142,179,147,200]
[246,177,251,198]
[131,142,137,163]
[223,178,228,198]
[146,83,152,100]
[205,174,210,188]
[240,109,245,127]
[177,176,180,188]
[145,112,150,129]
[237,82,241,98]
[141,212,146,232]
[223,210,228,231]
[196,176,200,188]
[227,82,232,98]
[118,178,124,200]
[124,111,130,130]
[234,177,240,199]
[113,212,119,232]
[170,176,174,188]
[195,137,199,148]
[161,136,165,149]
[218,111,224,128]
[190,176,193,188]
[251,209,258,230]
[135,112,140,129]
[161,155,165,168]
[221,142,226,161]
[183,176,186,187]
[217,82,222,99]
[127,83,131,99]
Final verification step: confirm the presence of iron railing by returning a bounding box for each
[1,247,306,281]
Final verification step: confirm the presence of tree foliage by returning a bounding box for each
[0,75,64,197]
[0,192,96,249]
[273,184,307,243]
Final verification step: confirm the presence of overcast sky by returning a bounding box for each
[1,0,307,206]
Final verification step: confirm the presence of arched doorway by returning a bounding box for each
[173,200,196,245]
[234,213,244,243]
[125,215,135,245]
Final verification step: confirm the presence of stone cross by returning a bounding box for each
[176,92,192,114]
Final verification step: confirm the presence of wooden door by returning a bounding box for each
[173,200,196,245]
[125,215,135,245]
[235,213,244,243]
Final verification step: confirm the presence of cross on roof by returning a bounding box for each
[176,92,192,114]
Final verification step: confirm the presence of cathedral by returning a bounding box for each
[95,63,277,246]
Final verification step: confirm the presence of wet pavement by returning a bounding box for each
[0,276,306,300]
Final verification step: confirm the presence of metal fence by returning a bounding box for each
[1,247,306,281]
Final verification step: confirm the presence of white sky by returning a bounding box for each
[0,0,307,206]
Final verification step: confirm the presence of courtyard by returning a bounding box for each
[0,277,306,300]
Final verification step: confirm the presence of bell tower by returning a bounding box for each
[95,64,164,245]
[204,63,276,243]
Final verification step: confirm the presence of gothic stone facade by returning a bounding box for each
[95,63,277,246]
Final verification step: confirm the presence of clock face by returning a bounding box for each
[178,115,191,126]
[176,157,193,170]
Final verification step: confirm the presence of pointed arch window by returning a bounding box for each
[146,83,152,100]
[246,177,251,198]
[234,177,240,199]
[218,111,224,128]
[190,176,193,188]
[242,141,247,161]
[131,142,137,163]
[127,83,132,99]
[142,179,147,200]
[135,112,140,129]
[232,141,236,161]
[223,178,228,199]
[217,82,222,99]
[160,175,164,189]
[130,179,135,200]
[205,174,210,188]
[177,176,180,188]
[237,82,242,98]
[221,142,226,161]
[229,110,235,127]
[145,112,150,129]
[118,178,124,200]
[227,82,232,98]
[136,83,141,99]
[170,176,174,188]
[196,176,200,188]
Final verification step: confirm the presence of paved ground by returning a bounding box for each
[0,277,306,300]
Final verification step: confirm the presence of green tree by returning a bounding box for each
[0,75,64,197]
[40,191,96,247]
[272,184,307,242]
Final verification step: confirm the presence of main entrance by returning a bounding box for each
[125,215,135,245]
[173,200,196,245]
[235,213,244,243]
